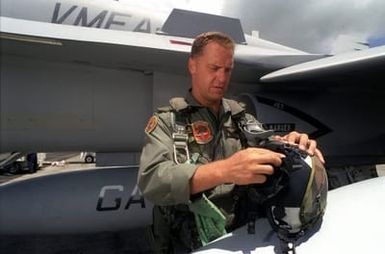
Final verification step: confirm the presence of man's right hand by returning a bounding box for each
[221,147,285,185]
[190,148,285,194]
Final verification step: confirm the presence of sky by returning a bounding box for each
[132,0,385,54]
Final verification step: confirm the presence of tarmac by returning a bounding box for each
[0,152,86,185]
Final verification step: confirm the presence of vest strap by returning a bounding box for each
[170,107,190,164]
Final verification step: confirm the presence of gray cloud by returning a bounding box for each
[220,0,385,53]
[139,0,385,53]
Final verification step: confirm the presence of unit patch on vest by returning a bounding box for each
[145,116,158,134]
[192,121,213,144]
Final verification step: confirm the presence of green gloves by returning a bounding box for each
[189,194,227,246]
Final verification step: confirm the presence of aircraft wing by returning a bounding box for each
[0,16,193,76]
[0,16,323,84]
[260,45,385,85]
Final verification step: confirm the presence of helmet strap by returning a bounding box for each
[277,230,297,254]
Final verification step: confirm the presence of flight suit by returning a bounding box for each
[138,92,260,252]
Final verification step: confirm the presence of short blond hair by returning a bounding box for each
[190,32,235,58]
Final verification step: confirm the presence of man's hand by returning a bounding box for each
[273,131,325,164]
[221,148,285,185]
[190,148,285,194]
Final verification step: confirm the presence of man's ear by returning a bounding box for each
[188,57,196,74]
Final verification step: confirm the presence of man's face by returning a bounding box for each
[189,42,234,107]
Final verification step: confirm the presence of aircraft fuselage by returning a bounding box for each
[1,0,166,33]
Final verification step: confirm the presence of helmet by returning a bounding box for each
[262,144,328,239]
[251,140,328,254]
[238,120,328,251]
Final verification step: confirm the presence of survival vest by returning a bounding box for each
[167,97,328,253]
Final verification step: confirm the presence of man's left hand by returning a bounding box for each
[273,131,325,164]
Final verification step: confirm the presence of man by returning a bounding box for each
[138,32,324,253]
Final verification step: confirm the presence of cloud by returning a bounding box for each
[133,0,385,53]
[220,0,385,53]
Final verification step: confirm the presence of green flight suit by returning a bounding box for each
[138,92,259,253]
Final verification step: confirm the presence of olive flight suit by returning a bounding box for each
[138,92,260,253]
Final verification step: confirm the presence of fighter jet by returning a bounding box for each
[1,0,385,252]
[1,0,384,165]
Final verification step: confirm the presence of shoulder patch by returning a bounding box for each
[145,116,158,134]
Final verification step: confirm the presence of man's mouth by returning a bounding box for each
[212,86,224,91]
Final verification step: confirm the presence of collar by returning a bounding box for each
[185,89,232,117]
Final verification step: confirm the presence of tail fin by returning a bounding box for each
[331,34,369,54]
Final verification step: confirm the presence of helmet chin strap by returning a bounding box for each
[278,237,296,254]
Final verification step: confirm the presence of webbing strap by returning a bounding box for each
[278,231,297,254]
[171,111,190,164]
[279,238,296,254]
[172,132,190,164]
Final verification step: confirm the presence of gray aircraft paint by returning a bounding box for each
[0,166,152,234]
[0,0,165,33]
[51,3,152,32]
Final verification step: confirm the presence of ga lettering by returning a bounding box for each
[96,185,145,211]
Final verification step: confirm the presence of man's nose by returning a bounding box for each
[217,69,228,82]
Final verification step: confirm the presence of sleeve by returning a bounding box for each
[137,112,198,206]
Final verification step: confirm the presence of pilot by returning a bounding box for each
[138,31,325,253]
